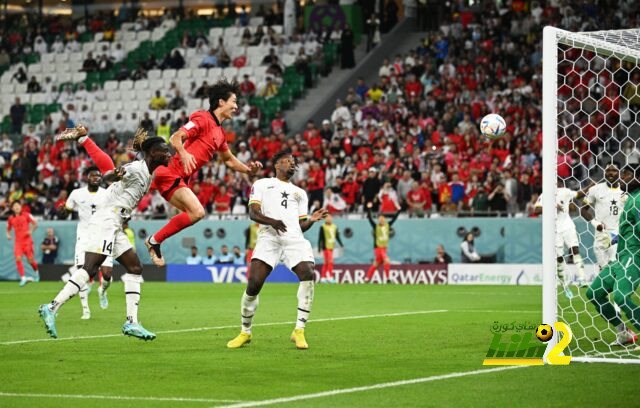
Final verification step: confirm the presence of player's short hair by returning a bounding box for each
[84,165,100,176]
[208,78,240,110]
[272,150,294,168]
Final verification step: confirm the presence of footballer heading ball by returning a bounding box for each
[536,324,554,343]
[480,113,507,139]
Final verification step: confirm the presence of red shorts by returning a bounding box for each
[151,165,188,201]
[374,247,388,264]
[323,249,334,264]
[14,240,34,259]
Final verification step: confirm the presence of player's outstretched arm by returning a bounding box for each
[220,149,262,176]
[249,203,287,234]
[300,209,328,233]
[366,203,376,228]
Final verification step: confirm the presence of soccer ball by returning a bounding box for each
[536,324,554,343]
[480,113,506,139]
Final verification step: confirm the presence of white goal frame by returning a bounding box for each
[542,26,640,364]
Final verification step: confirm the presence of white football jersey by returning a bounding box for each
[535,189,578,230]
[65,186,109,237]
[249,177,309,239]
[104,160,151,218]
[584,183,625,233]
[556,187,578,229]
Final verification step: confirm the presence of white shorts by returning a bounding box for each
[75,236,113,268]
[594,241,617,269]
[251,234,315,270]
[81,210,132,260]
[556,225,579,256]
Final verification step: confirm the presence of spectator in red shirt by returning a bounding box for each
[271,112,287,135]
[340,174,360,210]
[405,74,423,98]
[308,161,325,205]
[214,185,232,213]
[239,75,256,97]
[407,181,430,217]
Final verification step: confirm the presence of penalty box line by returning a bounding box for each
[0,310,449,346]
[212,366,532,408]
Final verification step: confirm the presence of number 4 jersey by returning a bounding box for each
[249,177,309,240]
[65,187,109,238]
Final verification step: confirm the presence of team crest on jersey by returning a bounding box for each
[293,192,301,201]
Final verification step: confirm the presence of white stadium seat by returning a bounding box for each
[192,68,206,79]
[134,79,149,90]
[150,79,165,92]
[136,31,151,42]
[177,68,192,80]
[104,81,118,91]
[162,69,177,79]
[147,69,162,80]
[119,80,134,90]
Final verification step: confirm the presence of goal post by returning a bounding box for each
[543,26,640,364]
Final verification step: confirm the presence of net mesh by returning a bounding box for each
[554,28,640,360]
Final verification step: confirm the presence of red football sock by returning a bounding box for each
[326,262,334,279]
[81,137,115,173]
[366,265,377,280]
[321,264,327,279]
[153,212,195,244]
[16,259,25,277]
[383,263,390,278]
[29,260,38,272]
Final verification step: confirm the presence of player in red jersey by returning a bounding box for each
[145,79,262,265]
[6,201,40,286]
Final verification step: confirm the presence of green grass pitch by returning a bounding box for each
[0,282,639,407]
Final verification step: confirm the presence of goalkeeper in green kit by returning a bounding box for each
[587,165,640,346]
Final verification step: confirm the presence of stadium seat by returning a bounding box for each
[104,80,118,91]
[177,68,192,80]
[123,31,137,42]
[119,80,134,90]
[28,63,42,74]
[82,43,96,53]
[209,27,224,39]
[134,80,149,90]
[192,68,206,79]
[249,17,264,26]
[41,53,55,65]
[136,31,151,42]
[162,69,177,79]
[150,79,165,92]
[148,69,162,80]
[14,83,27,94]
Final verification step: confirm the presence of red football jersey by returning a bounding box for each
[169,110,229,178]
[7,212,36,242]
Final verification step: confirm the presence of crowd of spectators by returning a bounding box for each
[2,1,640,220]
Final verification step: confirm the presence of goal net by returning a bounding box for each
[543,27,640,363]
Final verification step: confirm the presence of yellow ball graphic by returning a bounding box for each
[536,324,554,342]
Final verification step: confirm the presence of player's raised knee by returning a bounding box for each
[188,205,206,222]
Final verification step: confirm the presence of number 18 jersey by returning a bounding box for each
[249,177,309,240]
[584,183,625,234]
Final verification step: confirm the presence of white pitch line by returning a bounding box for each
[0,391,240,403]
[0,309,448,346]
[213,366,531,408]
[453,310,539,314]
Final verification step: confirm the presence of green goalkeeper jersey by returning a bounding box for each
[617,189,640,256]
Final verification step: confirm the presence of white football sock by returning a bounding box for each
[50,269,90,313]
[557,260,568,287]
[79,283,90,315]
[122,273,143,324]
[573,254,585,282]
[101,276,112,291]
[241,292,259,334]
[296,280,314,329]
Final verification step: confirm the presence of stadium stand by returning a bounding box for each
[3,1,637,221]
